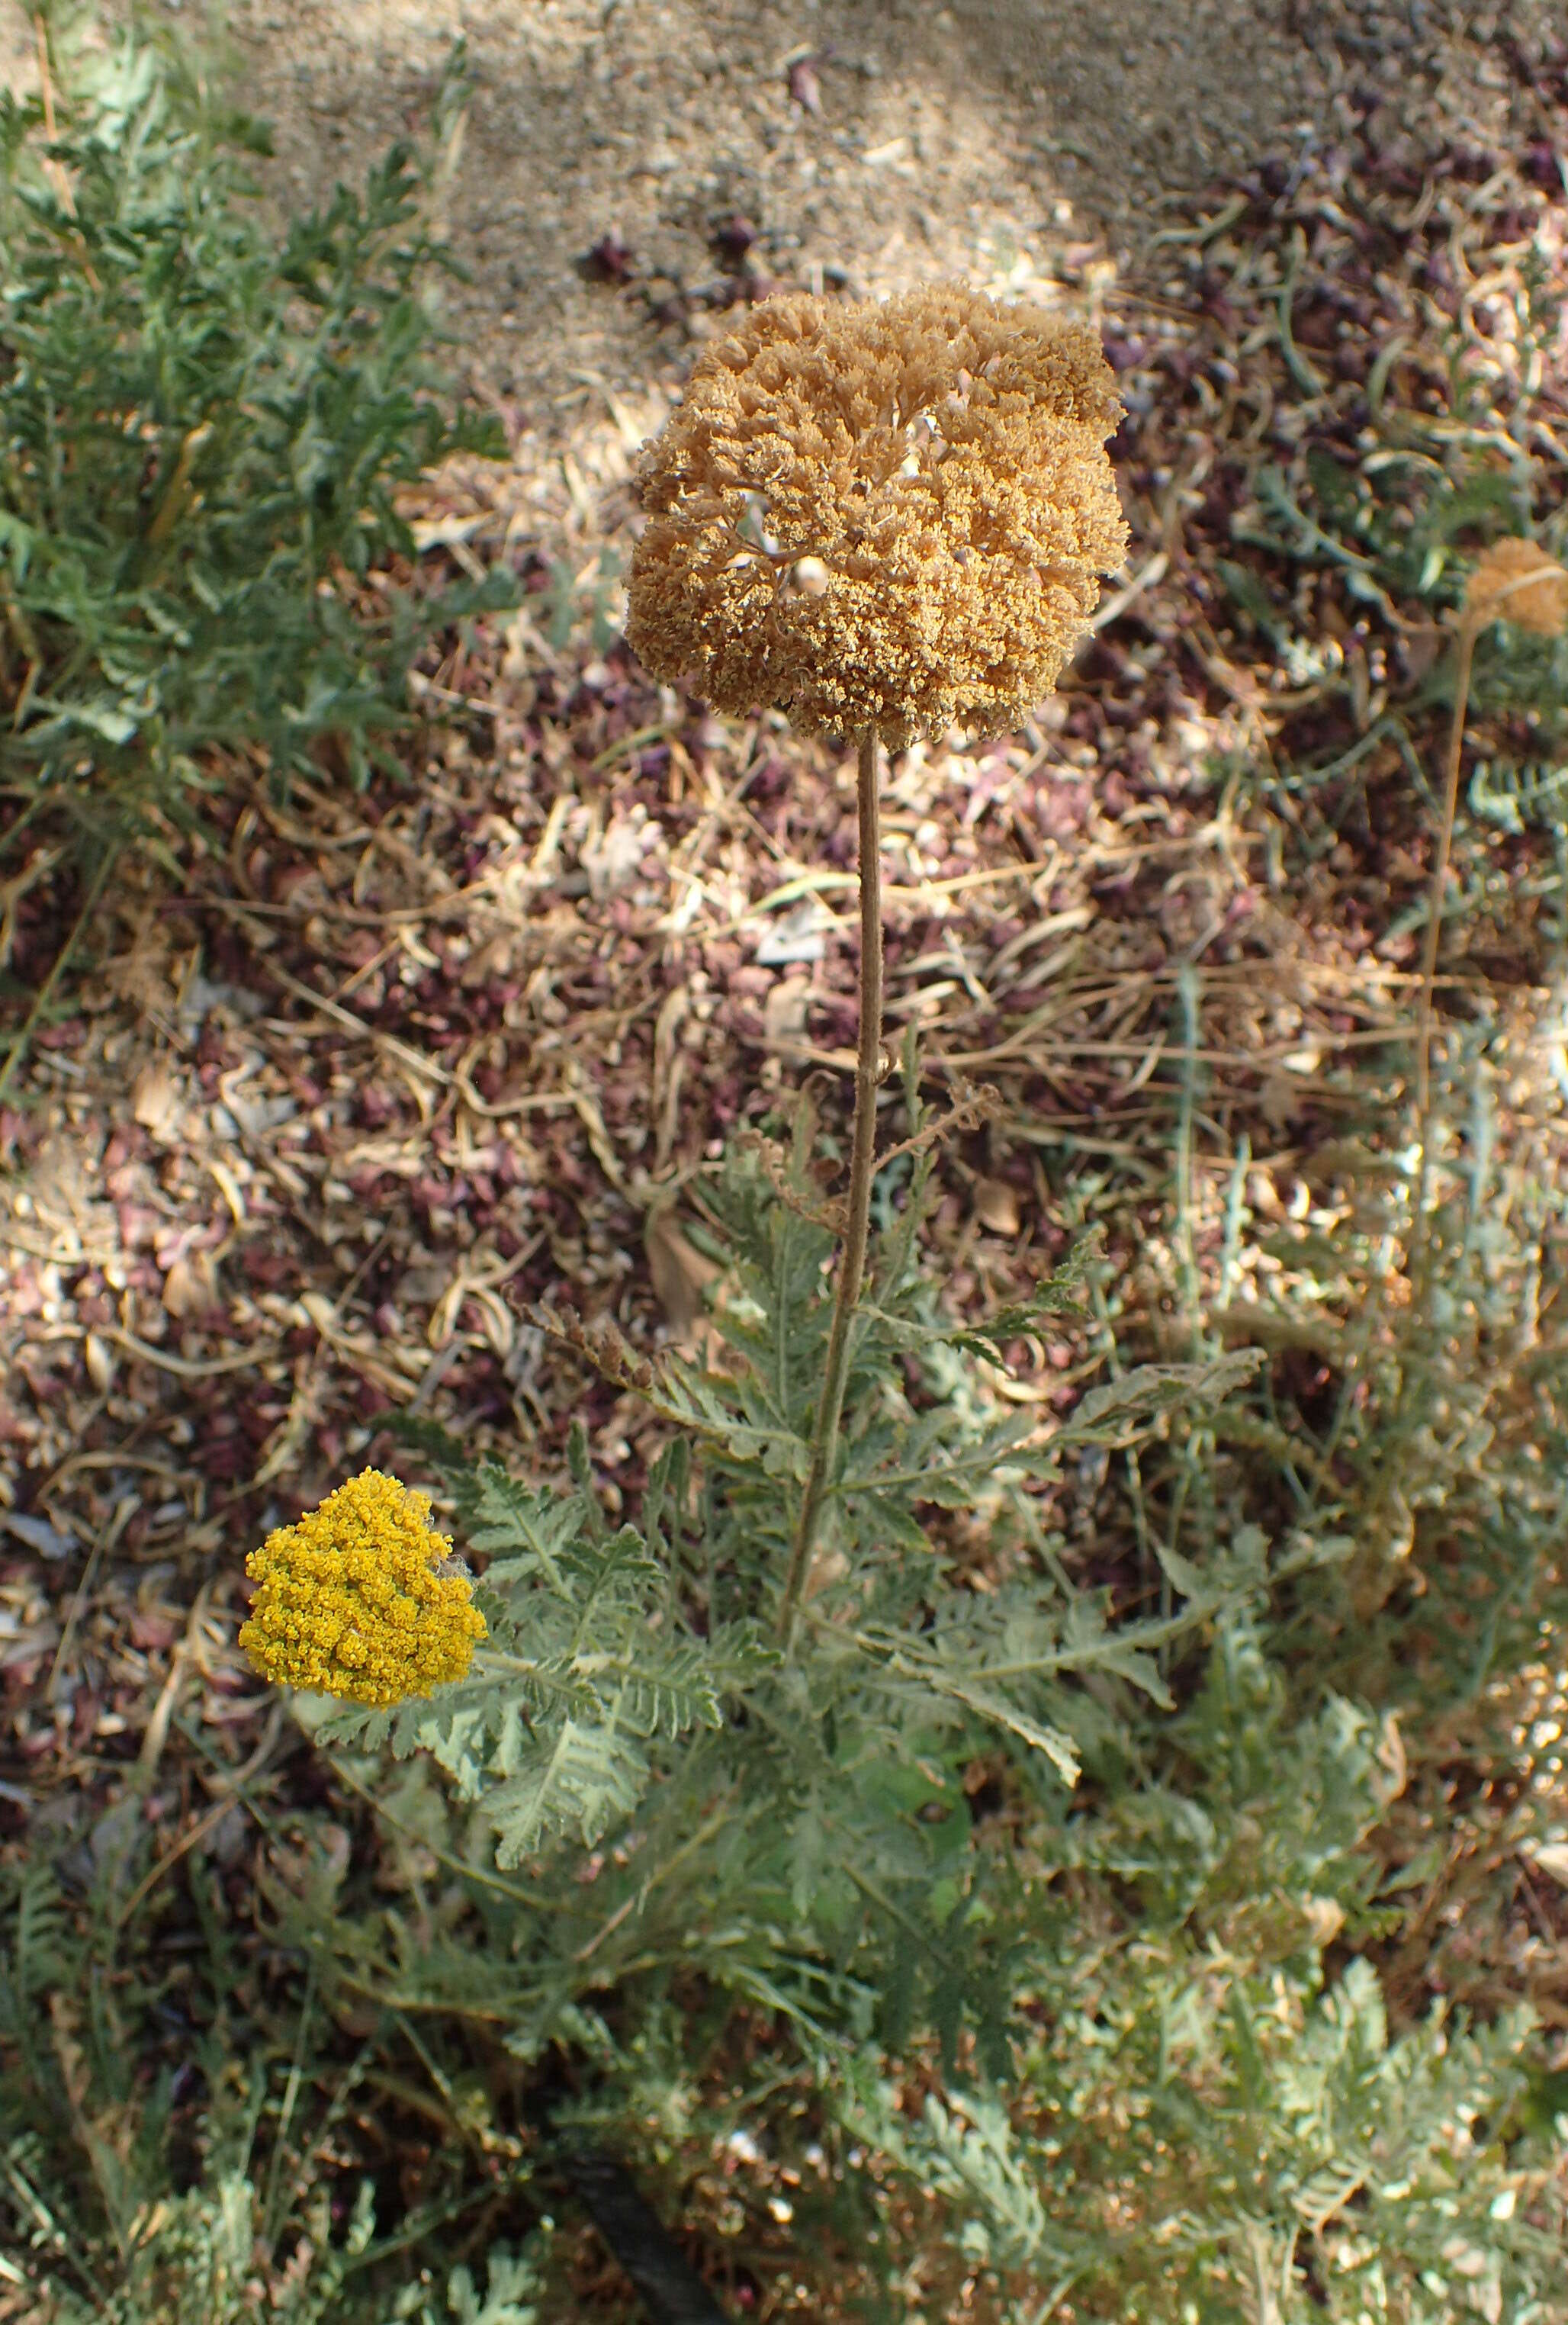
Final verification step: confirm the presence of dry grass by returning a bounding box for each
[3,18,1568,2317]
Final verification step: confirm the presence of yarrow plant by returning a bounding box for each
[221,286,1568,2320]
[242,282,1133,1687]
[239,1470,485,1707]
[230,279,1265,2284]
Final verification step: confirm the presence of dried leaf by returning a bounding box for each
[1303,1896,1346,1946]
[975,1177,1020,1236]
[646,1205,721,1342]
[162,1252,217,1318]
[786,54,822,114]
[764,973,811,1050]
[757,900,835,966]
[1466,536,1568,637]
[132,1060,184,1141]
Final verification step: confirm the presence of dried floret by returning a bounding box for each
[626,283,1129,751]
[1466,536,1568,637]
[239,1468,485,1707]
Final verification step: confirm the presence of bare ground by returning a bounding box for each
[2,0,1550,439]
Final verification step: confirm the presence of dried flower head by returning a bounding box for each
[239,1468,485,1706]
[1465,536,1568,637]
[626,283,1129,751]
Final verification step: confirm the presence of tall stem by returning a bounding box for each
[776,723,883,1649]
[1413,618,1478,1124]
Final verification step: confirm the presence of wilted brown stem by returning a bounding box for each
[776,723,883,1649]
[34,13,101,291]
[35,15,66,196]
[145,423,214,550]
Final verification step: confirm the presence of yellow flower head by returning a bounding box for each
[239,1468,486,1707]
[625,281,1129,752]
[1466,536,1568,638]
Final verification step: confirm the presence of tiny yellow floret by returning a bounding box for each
[239,1468,485,1707]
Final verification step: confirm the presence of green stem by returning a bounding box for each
[1409,613,1479,1310]
[0,844,117,1108]
[1413,617,1478,1127]
[776,723,884,1650]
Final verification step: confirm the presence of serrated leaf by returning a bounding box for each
[923,1675,1081,1786]
[48,695,141,744]
[606,1643,725,1738]
[949,1241,1098,1361]
[1154,1540,1208,1603]
[1064,1352,1263,1443]
[310,1701,394,1754]
[0,511,37,578]
[486,1715,648,1864]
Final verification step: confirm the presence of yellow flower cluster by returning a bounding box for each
[239,1469,485,1707]
[626,281,1129,751]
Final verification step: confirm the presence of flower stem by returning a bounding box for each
[1408,613,1479,1309]
[1413,616,1479,1124]
[776,723,884,1650]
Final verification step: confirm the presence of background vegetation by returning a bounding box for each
[0,7,515,1095]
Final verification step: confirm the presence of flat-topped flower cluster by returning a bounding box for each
[239,1469,485,1707]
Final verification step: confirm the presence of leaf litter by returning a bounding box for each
[4,8,1568,2317]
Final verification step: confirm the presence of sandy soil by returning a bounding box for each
[5,0,1560,539]
[203,0,1338,429]
[7,0,1534,441]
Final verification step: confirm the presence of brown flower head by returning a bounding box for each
[1465,536,1568,637]
[625,284,1129,751]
